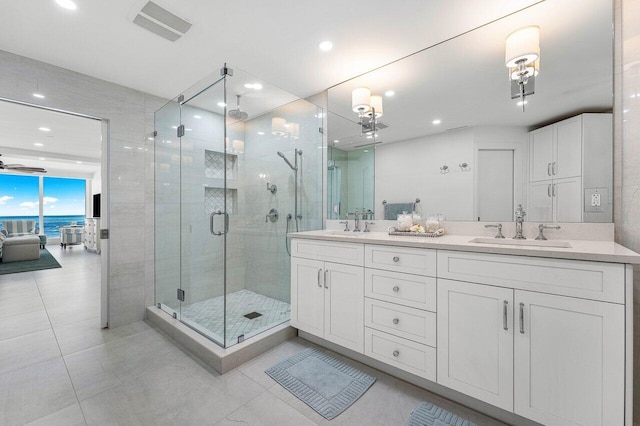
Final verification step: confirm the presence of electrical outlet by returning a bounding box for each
[591,193,601,207]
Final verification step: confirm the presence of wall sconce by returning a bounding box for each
[459,162,470,171]
[352,87,383,137]
[505,26,540,111]
[271,117,286,136]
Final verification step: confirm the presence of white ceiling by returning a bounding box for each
[327,0,613,149]
[0,0,541,101]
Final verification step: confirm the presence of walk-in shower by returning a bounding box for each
[154,65,323,349]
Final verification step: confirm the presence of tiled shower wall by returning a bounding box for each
[0,49,165,327]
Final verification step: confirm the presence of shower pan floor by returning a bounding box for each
[181,289,291,347]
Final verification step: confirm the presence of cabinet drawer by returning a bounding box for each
[438,250,625,303]
[364,328,436,381]
[291,239,363,266]
[365,269,436,311]
[365,298,436,346]
[365,245,436,276]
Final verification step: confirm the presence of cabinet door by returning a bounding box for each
[514,291,625,426]
[437,279,514,411]
[529,127,554,182]
[554,116,582,179]
[553,177,582,222]
[291,257,324,337]
[324,262,364,353]
[528,180,553,222]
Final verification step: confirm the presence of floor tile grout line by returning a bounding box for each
[33,268,90,425]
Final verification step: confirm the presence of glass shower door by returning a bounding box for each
[177,76,228,346]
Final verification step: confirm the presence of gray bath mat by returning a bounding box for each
[265,347,376,420]
[407,402,477,426]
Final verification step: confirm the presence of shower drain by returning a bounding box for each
[244,312,262,319]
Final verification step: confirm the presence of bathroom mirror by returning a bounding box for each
[327,0,613,223]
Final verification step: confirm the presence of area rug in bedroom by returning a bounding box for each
[0,249,61,275]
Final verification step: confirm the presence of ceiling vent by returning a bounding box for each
[133,1,192,42]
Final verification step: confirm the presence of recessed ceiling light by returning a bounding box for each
[623,109,630,113]
[333,139,339,143]
[366,135,373,139]
[55,0,77,10]
[33,143,44,147]
[257,131,265,135]
[32,93,45,99]
[171,126,177,129]
[217,102,226,107]
[165,140,172,144]
[318,41,333,51]
[432,119,441,125]
[38,127,51,132]
[517,100,528,106]
[38,157,46,161]
[364,150,369,153]
[76,161,83,164]
[193,115,201,119]
[384,90,395,97]
[124,146,132,150]
[186,128,192,132]
[244,83,263,90]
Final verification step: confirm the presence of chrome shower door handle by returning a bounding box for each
[223,212,229,235]
[324,270,329,289]
[317,269,322,287]
[519,303,525,334]
[503,300,509,331]
[210,210,224,235]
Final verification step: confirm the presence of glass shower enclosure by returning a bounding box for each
[154,65,323,348]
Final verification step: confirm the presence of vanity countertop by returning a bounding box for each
[288,230,640,264]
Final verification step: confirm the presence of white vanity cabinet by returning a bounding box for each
[290,236,632,426]
[529,115,582,182]
[290,241,364,353]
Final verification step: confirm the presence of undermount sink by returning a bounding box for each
[469,237,572,248]
[324,230,363,237]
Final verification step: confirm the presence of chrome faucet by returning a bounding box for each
[363,221,375,232]
[348,209,361,232]
[536,224,561,240]
[339,221,350,232]
[484,223,505,238]
[513,204,526,240]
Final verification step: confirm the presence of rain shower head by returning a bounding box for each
[228,95,249,120]
[277,151,297,171]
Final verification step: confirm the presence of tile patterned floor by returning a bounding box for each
[181,289,290,347]
[0,245,508,426]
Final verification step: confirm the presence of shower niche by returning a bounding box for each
[154,64,323,355]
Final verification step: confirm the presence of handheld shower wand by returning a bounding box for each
[277,150,303,232]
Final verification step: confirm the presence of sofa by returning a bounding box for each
[0,220,41,263]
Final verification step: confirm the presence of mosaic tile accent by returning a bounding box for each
[181,289,290,347]
[204,187,236,215]
[204,150,236,179]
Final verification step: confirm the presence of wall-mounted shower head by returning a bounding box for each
[228,95,249,120]
[277,151,297,171]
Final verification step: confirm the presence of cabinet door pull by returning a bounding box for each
[503,300,509,331]
[547,162,552,176]
[392,350,399,357]
[393,256,400,263]
[324,270,329,289]
[392,286,400,293]
[519,303,525,334]
[392,318,399,325]
[317,269,322,288]
[552,161,557,175]
[547,184,551,197]
[552,183,557,197]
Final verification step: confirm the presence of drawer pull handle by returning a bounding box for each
[519,303,525,334]
[392,286,400,292]
[392,350,399,357]
[317,269,322,288]
[393,256,399,263]
[503,300,508,331]
[392,318,399,325]
[324,270,329,289]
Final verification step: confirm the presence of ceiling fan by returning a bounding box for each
[0,154,47,173]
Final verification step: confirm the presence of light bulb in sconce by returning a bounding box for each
[272,117,286,136]
[352,87,371,115]
[365,95,383,118]
[232,140,244,154]
[286,122,300,139]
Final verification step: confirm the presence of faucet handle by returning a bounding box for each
[363,222,375,233]
[484,223,505,239]
[515,204,526,219]
[338,221,350,232]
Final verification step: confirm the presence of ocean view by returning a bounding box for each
[0,215,86,238]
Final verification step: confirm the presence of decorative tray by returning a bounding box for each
[388,229,445,238]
